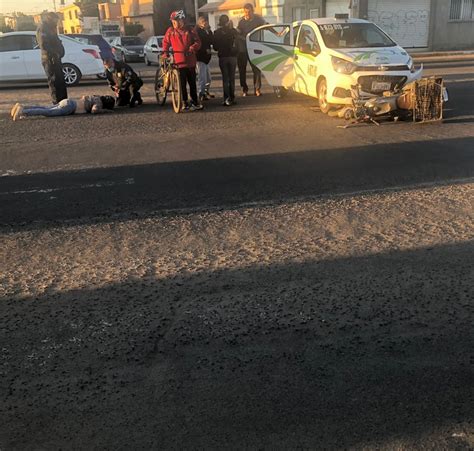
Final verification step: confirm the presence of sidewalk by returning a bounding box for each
[411,50,474,63]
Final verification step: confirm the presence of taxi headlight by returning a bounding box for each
[331,56,357,75]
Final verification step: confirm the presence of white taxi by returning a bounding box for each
[246,18,423,113]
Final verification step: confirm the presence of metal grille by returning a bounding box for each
[450,0,474,20]
[358,75,407,94]
[357,65,410,72]
[412,78,444,122]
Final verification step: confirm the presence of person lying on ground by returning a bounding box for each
[104,58,143,107]
[10,95,116,121]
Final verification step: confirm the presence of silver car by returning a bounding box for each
[144,35,164,66]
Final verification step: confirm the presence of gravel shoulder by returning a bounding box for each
[1,182,473,449]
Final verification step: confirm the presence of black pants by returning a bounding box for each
[116,79,143,107]
[178,67,198,104]
[42,56,67,104]
[237,52,261,93]
[219,56,237,101]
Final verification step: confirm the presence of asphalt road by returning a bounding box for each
[0,61,473,449]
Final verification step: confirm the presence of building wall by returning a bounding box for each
[98,2,123,21]
[61,5,82,33]
[281,0,323,22]
[429,0,474,50]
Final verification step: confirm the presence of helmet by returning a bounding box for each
[170,10,185,20]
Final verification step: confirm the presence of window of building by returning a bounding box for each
[292,7,305,21]
[69,11,73,20]
[449,0,474,20]
[75,10,79,19]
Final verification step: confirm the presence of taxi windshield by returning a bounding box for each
[318,23,395,49]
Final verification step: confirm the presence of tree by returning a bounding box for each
[74,0,100,18]
[16,22,37,31]
[0,24,14,33]
[124,22,145,36]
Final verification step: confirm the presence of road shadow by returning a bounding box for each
[1,241,473,448]
[1,136,473,232]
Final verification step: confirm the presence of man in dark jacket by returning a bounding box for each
[195,16,214,102]
[213,15,238,106]
[36,12,67,104]
[236,3,266,97]
[163,10,203,111]
[104,58,143,107]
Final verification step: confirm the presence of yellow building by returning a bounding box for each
[121,0,154,39]
[60,4,82,33]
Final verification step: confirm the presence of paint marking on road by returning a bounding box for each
[153,176,474,217]
[0,178,135,196]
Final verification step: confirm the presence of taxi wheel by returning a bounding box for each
[317,78,331,114]
[274,86,288,99]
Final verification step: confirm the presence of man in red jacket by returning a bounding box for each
[163,10,203,111]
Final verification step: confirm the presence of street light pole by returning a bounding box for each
[53,0,57,11]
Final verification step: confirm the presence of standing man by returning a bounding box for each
[163,10,203,111]
[237,3,265,97]
[36,12,67,104]
[195,16,214,102]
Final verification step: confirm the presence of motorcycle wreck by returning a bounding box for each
[331,77,449,128]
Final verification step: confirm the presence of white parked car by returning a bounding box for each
[246,18,423,113]
[144,35,164,66]
[0,31,105,86]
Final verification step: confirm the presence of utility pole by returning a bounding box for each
[53,0,57,11]
[194,0,199,24]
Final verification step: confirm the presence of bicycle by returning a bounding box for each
[154,52,182,113]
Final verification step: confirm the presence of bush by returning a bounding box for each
[124,22,144,36]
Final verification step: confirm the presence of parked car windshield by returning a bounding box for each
[318,23,395,49]
[122,37,144,46]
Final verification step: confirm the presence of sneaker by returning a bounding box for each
[189,103,203,111]
[242,89,248,97]
[10,103,20,118]
[222,101,228,106]
[199,94,206,103]
[13,105,23,121]
[224,98,232,106]
[205,91,215,99]
[255,89,262,97]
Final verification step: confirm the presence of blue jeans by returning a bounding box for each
[196,61,211,96]
[23,99,77,117]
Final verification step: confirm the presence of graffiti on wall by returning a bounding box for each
[368,9,430,47]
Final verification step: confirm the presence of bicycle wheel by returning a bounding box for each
[170,69,182,113]
[154,67,167,106]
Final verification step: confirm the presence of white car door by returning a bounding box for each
[23,34,44,79]
[0,35,28,81]
[246,24,295,89]
[294,23,322,97]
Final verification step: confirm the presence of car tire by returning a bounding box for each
[62,64,82,86]
[145,55,151,66]
[96,72,108,80]
[317,78,332,114]
[274,86,288,99]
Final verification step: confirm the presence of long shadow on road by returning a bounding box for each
[1,136,473,232]
[1,241,473,448]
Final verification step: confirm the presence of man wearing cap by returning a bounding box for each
[36,12,67,104]
[236,3,266,97]
[162,10,203,111]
